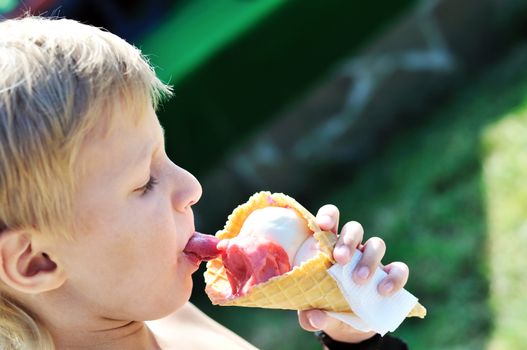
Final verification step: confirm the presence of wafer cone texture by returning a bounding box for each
[204,191,426,318]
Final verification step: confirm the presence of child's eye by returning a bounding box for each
[140,176,158,195]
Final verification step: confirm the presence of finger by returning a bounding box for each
[300,310,377,343]
[378,261,409,296]
[354,237,386,284]
[316,204,340,234]
[333,221,363,265]
[297,309,327,331]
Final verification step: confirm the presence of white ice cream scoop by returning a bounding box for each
[293,235,319,266]
[238,207,313,265]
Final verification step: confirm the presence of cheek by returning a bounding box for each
[149,197,191,250]
[142,209,189,276]
[61,211,192,319]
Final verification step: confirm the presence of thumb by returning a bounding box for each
[297,309,328,331]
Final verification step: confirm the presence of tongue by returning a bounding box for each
[184,232,222,261]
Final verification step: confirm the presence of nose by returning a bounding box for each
[170,164,202,213]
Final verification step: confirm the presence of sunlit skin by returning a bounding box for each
[55,102,203,322]
[15,101,205,349]
[4,99,410,348]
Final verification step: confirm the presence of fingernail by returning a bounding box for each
[379,281,394,295]
[309,312,326,329]
[318,215,332,228]
[334,245,350,262]
[356,266,370,280]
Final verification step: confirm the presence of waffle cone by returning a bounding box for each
[204,191,426,318]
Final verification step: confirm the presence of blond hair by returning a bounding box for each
[0,16,172,349]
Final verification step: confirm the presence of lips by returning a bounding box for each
[184,251,202,266]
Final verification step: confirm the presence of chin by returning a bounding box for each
[166,276,194,314]
[141,279,193,321]
[145,294,190,321]
[182,275,194,301]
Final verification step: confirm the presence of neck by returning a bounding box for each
[50,320,160,350]
[15,290,161,350]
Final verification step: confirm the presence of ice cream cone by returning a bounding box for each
[204,191,426,318]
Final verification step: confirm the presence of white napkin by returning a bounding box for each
[326,250,419,336]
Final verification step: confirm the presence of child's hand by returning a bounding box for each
[297,205,410,344]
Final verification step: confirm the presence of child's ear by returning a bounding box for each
[0,230,66,294]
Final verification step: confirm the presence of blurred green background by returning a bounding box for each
[5,0,527,348]
[191,43,527,350]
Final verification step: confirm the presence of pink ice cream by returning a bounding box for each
[217,236,291,296]
[184,207,319,297]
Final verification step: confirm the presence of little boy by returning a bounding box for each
[0,16,410,349]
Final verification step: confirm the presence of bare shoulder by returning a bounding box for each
[147,303,258,350]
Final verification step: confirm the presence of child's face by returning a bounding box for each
[48,100,202,321]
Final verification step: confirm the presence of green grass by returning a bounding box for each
[483,107,527,350]
[197,45,527,349]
